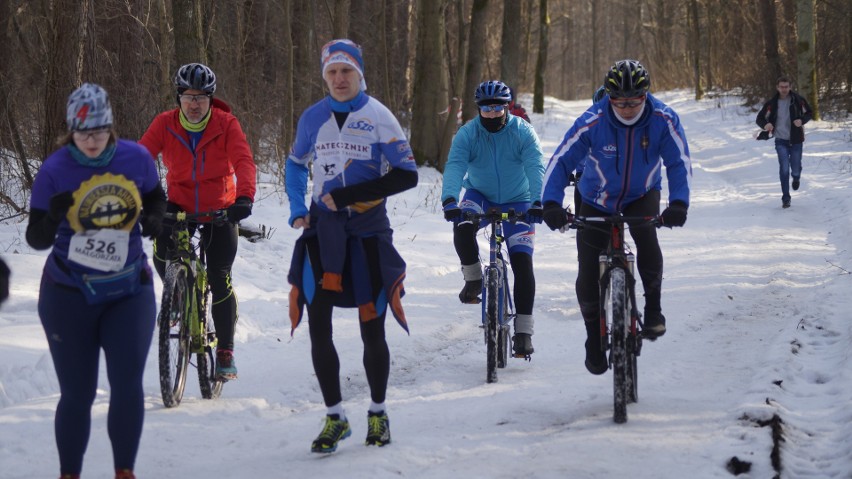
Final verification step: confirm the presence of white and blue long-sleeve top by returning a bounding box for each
[542,93,692,213]
[285,92,418,226]
[441,114,545,204]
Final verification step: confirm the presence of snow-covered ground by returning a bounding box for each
[1,91,851,478]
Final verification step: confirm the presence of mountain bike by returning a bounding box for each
[465,208,527,384]
[158,210,227,407]
[572,214,659,423]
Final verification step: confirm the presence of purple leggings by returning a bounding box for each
[38,277,155,474]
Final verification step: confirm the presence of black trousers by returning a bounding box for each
[304,236,390,407]
[453,222,535,316]
[153,203,239,350]
[575,190,663,321]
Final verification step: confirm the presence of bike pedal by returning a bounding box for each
[513,353,532,361]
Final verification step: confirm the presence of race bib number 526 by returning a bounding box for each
[68,229,130,272]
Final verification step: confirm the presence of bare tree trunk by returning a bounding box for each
[105,0,149,140]
[410,0,449,167]
[705,0,716,90]
[438,96,461,171]
[42,0,83,161]
[521,0,535,87]
[533,0,547,113]
[462,0,489,122]
[688,0,704,100]
[796,0,819,120]
[173,0,206,65]
[561,12,571,98]
[591,0,598,93]
[281,0,294,158]
[780,0,797,68]
[380,0,393,103]
[758,0,782,92]
[158,0,176,111]
[500,0,522,90]
[332,0,351,38]
[454,0,469,96]
[0,0,34,191]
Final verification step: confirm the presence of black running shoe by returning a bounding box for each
[643,311,667,340]
[512,333,534,357]
[365,411,391,447]
[459,279,482,304]
[311,414,351,453]
[584,337,608,375]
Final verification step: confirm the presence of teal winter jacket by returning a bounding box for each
[442,114,544,204]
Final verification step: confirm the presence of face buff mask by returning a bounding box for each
[479,113,508,133]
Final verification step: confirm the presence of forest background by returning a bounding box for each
[1,0,850,220]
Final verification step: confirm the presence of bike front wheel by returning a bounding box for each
[497,280,511,368]
[197,348,224,399]
[158,264,191,408]
[485,266,500,383]
[608,267,632,423]
[197,289,223,399]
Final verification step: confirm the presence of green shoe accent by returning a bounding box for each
[311,414,351,453]
[365,411,391,447]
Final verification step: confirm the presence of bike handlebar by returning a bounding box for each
[164,209,229,225]
[571,214,660,229]
[462,208,530,224]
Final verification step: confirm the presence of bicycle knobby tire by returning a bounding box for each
[158,264,191,407]
[485,266,500,383]
[609,267,631,423]
[194,278,223,399]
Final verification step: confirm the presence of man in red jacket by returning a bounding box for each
[139,63,256,380]
[508,86,531,123]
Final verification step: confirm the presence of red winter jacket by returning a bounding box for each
[509,101,531,123]
[139,98,256,213]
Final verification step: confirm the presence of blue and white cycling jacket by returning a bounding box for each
[442,114,544,205]
[286,92,417,226]
[542,93,692,213]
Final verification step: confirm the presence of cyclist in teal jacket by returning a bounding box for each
[442,80,545,357]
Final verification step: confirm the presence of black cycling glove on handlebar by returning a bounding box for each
[227,196,254,223]
[542,201,571,230]
[442,198,461,223]
[660,200,688,227]
[526,201,543,224]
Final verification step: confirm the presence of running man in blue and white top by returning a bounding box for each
[285,39,417,454]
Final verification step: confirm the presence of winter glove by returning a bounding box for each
[140,212,163,239]
[0,258,9,305]
[526,201,543,224]
[660,200,688,227]
[227,196,253,223]
[48,191,74,223]
[542,201,572,231]
[442,198,461,223]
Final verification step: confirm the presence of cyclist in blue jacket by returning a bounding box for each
[571,85,609,212]
[541,60,692,375]
[442,80,545,358]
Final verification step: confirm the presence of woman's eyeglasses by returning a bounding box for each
[610,96,646,109]
[179,93,212,104]
[479,104,506,113]
[72,129,111,141]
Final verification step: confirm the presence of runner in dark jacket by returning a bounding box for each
[755,75,813,208]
